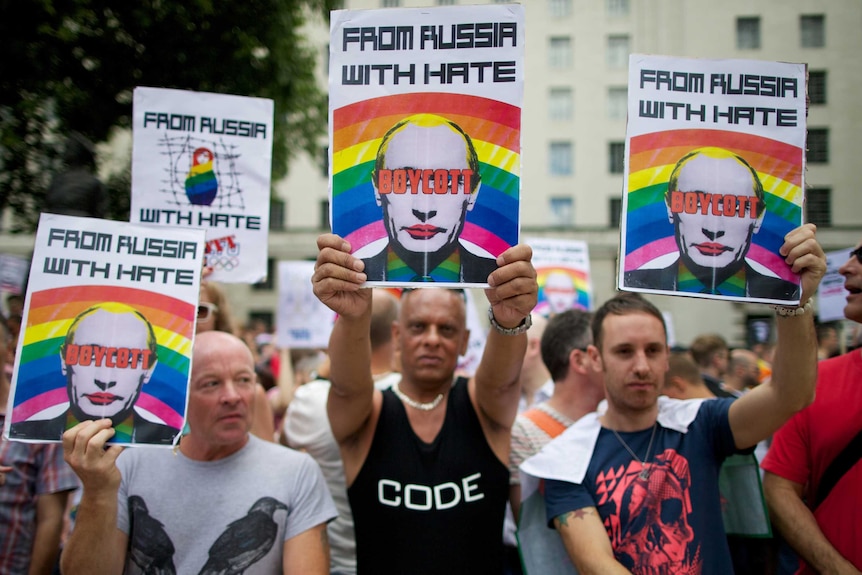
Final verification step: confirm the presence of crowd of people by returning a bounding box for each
[1,226,861,574]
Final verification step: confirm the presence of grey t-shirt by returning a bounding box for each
[117,435,337,574]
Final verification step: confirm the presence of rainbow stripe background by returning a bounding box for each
[331,93,521,257]
[12,286,193,430]
[535,267,592,314]
[624,129,803,282]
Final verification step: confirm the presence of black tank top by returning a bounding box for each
[348,377,509,575]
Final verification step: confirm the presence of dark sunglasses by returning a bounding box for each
[197,302,219,322]
[851,246,862,264]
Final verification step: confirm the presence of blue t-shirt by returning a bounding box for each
[544,398,739,574]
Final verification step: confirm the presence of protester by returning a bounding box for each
[312,232,537,574]
[284,288,400,575]
[0,319,79,575]
[689,332,734,398]
[198,279,276,441]
[522,224,824,574]
[761,239,862,574]
[60,331,337,574]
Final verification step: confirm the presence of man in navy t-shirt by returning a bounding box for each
[522,224,824,574]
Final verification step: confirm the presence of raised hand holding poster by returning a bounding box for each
[131,87,273,284]
[329,4,524,287]
[619,55,806,304]
[4,214,205,445]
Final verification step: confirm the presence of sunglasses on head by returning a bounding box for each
[851,246,862,264]
[197,302,219,322]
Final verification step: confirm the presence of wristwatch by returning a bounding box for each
[487,307,532,336]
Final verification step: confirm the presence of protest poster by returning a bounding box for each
[456,288,487,377]
[130,86,273,284]
[329,4,524,288]
[619,55,806,305]
[3,214,205,446]
[0,254,30,295]
[277,261,336,349]
[527,237,593,315]
[818,248,852,322]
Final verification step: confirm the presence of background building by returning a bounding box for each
[3,0,860,349]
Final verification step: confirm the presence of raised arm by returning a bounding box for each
[728,224,825,449]
[60,420,128,575]
[311,234,375,445]
[762,472,862,575]
[472,244,538,462]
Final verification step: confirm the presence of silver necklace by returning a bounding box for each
[611,421,659,480]
[392,383,444,411]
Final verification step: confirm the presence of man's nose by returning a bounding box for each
[93,379,116,391]
[220,380,243,403]
[701,228,725,241]
[632,351,651,376]
[412,209,437,222]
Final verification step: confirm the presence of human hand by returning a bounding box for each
[311,234,372,319]
[62,419,124,496]
[779,223,826,305]
[485,244,538,328]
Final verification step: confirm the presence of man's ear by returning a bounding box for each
[392,321,401,353]
[666,199,675,224]
[60,347,68,376]
[465,181,480,212]
[372,170,383,207]
[587,344,603,371]
[142,359,158,384]
[567,348,589,375]
[459,329,470,357]
[751,210,764,234]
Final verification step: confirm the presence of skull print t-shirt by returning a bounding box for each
[544,398,740,575]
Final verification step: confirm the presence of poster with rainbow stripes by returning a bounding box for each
[131,87,273,285]
[527,237,593,315]
[619,55,806,305]
[329,4,524,287]
[3,214,205,445]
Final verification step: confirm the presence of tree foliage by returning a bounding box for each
[0,0,338,232]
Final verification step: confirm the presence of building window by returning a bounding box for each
[247,311,274,333]
[549,142,573,176]
[607,35,629,69]
[549,88,573,121]
[609,142,625,174]
[606,0,630,16]
[549,197,574,227]
[806,188,831,227]
[382,0,400,7]
[608,87,628,120]
[609,197,622,228]
[270,199,285,231]
[320,199,330,231]
[549,0,572,18]
[736,17,761,50]
[549,37,573,69]
[252,258,276,291]
[801,15,825,48]
[808,70,827,105]
[807,128,829,163]
[436,0,455,5]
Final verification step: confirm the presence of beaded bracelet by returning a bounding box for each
[772,299,813,317]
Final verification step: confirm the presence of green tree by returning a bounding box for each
[0,0,338,232]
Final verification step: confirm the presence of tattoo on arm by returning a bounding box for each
[556,508,593,527]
